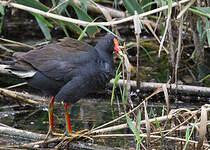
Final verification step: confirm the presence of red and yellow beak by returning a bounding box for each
[113,38,123,56]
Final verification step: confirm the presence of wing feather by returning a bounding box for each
[14,38,94,80]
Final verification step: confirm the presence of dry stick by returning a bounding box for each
[168,19,175,83]
[109,79,210,96]
[123,53,132,107]
[177,0,196,19]
[134,11,141,90]
[163,109,201,138]
[92,88,163,134]
[158,7,171,56]
[94,107,210,146]
[154,8,162,32]
[175,5,184,85]
[189,12,204,80]
[1,108,208,148]
[92,134,210,148]
[23,137,63,148]
[162,83,170,114]
[197,105,208,149]
[0,0,190,26]
[0,88,42,106]
[92,106,210,134]
[48,0,69,13]
[1,108,208,147]
[144,21,169,54]
[6,82,28,89]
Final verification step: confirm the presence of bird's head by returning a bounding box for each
[95,33,122,55]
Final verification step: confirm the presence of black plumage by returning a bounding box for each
[4,33,121,136]
[12,34,116,103]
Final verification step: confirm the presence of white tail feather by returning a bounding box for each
[0,64,36,78]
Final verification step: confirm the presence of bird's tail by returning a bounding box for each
[0,64,35,78]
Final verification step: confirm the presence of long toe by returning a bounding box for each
[75,129,89,134]
[45,129,63,140]
[64,129,92,141]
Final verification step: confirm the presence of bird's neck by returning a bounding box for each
[95,48,112,63]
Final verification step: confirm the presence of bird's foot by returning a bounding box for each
[64,129,93,141]
[64,129,88,137]
[45,129,63,140]
[75,129,89,134]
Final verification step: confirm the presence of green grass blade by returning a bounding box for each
[183,124,195,150]
[111,72,122,106]
[32,13,54,28]
[155,118,162,136]
[189,7,210,19]
[97,24,123,40]
[78,17,99,40]
[34,15,52,40]
[16,0,49,11]
[70,0,98,36]
[206,20,210,46]
[126,114,137,135]
[0,4,5,15]
[122,0,144,15]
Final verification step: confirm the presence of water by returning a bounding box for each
[0,97,135,149]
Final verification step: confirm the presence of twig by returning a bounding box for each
[93,134,210,148]
[175,5,184,85]
[134,11,141,90]
[177,0,196,19]
[158,1,172,56]
[48,0,69,13]
[0,88,43,106]
[91,88,163,133]
[6,82,28,89]
[144,21,169,54]
[0,0,190,26]
[168,19,175,83]
[92,106,210,136]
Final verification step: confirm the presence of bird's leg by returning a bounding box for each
[64,103,88,136]
[45,97,62,139]
[64,103,73,135]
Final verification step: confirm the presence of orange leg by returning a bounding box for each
[45,97,62,139]
[49,97,55,131]
[65,103,72,134]
[64,103,88,136]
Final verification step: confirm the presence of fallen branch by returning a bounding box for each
[0,0,190,26]
[109,79,210,96]
[0,88,44,106]
[0,126,45,140]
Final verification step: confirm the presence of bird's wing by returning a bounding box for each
[13,38,95,80]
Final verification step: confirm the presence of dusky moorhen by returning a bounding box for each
[4,33,122,137]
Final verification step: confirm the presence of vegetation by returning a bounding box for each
[0,0,209,149]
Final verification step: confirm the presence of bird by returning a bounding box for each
[0,33,122,137]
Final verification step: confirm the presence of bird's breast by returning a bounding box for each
[96,60,115,85]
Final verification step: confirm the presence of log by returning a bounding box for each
[109,79,210,96]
